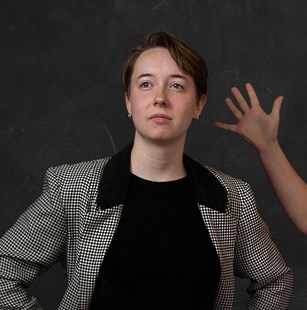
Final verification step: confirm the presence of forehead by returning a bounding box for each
[132,47,184,76]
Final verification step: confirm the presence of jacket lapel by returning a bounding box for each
[197,203,237,267]
[183,155,237,278]
[78,204,123,308]
[72,155,127,308]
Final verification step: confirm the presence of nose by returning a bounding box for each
[154,87,167,107]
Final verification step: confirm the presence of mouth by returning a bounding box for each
[149,113,172,121]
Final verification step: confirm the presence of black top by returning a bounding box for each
[91,173,220,309]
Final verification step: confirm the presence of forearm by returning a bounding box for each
[246,271,293,310]
[0,276,42,309]
[258,141,307,235]
[0,169,67,308]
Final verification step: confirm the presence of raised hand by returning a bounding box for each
[215,83,284,153]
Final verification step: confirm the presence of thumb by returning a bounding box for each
[271,96,284,118]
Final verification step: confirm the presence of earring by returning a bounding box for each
[194,115,199,120]
[128,113,132,118]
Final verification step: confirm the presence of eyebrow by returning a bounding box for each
[136,73,154,80]
[136,73,188,80]
[170,74,187,80]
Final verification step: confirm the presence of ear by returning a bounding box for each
[125,92,132,114]
[194,95,206,118]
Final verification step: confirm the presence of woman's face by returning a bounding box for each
[126,47,206,145]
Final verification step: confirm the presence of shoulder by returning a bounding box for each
[206,166,256,206]
[44,157,111,188]
[206,166,250,189]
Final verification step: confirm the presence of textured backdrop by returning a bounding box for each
[1,0,307,308]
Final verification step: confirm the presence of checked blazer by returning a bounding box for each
[0,144,293,309]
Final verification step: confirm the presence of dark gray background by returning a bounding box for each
[1,0,306,308]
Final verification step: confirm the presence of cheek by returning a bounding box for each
[177,99,198,115]
[129,93,151,112]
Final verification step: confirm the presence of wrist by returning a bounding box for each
[257,139,281,159]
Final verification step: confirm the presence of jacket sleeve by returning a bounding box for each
[233,182,293,309]
[0,167,67,309]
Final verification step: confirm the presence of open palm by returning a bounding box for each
[215,83,283,153]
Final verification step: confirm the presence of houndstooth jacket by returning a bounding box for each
[0,143,293,309]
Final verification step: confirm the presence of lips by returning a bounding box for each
[149,113,172,120]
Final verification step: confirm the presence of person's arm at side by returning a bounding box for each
[215,83,307,235]
[0,167,67,309]
[233,181,293,309]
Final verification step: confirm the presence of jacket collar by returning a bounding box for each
[96,143,227,213]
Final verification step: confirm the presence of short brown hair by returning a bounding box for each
[122,32,208,99]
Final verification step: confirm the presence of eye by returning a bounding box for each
[140,81,152,89]
[171,83,184,90]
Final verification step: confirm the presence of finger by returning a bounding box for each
[245,83,260,107]
[225,98,243,120]
[214,122,238,133]
[271,96,284,117]
[231,87,250,113]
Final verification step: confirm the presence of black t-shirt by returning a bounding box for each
[91,173,220,309]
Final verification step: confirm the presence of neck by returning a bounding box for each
[130,136,186,182]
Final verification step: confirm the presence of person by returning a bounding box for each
[215,83,307,236]
[0,33,293,309]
